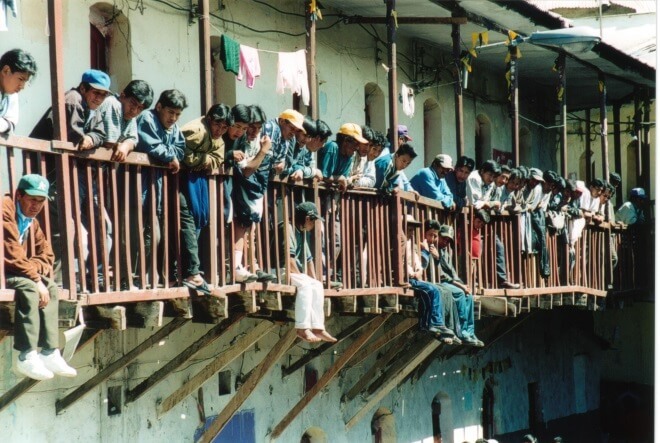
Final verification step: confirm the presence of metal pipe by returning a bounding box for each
[306,1,318,119]
[198,0,212,114]
[613,103,623,203]
[386,0,398,150]
[559,53,568,177]
[509,45,520,166]
[452,23,465,158]
[599,72,610,180]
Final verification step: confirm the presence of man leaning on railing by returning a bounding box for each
[0,49,37,135]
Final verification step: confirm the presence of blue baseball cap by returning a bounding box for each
[630,188,647,199]
[81,69,111,92]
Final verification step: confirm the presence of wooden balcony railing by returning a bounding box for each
[0,134,652,317]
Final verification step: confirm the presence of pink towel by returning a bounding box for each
[276,50,309,105]
[238,45,261,89]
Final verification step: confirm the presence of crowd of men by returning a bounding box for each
[0,49,650,378]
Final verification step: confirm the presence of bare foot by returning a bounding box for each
[313,329,337,343]
[297,329,321,343]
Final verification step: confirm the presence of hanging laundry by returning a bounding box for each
[238,45,261,89]
[276,49,309,106]
[220,34,240,75]
[401,83,415,118]
[0,0,9,31]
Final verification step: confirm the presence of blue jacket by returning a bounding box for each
[410,167,454,208]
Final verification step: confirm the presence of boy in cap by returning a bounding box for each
[616,188,647,226]
[404,215,456,340]
[278,202,336,343]
[262,108,306,177]
[318,122,367,191]
[0,49,37,135]
[31,68,110,150]
[345,125,377,188]
[422,220,482,346]
[4,174,77,380]
[445,155,475,211]
[410,153,456,210]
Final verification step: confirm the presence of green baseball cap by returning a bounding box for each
[18,174,50,198]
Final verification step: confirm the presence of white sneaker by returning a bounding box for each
[235,267,258,283]
[40,349,77,377]
[16,350,54,380]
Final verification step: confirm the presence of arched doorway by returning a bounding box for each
[89,3,132,91]
[424,98,442,165]
[481,380,495,438]
[475,114,492,167]
[432,392,454,443]
[301,426,327,443]
[365,83,386,133]
[371,407,396,443]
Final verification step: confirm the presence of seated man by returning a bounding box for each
[0,49,37,135]
[4,174,77,380]
[422,220,483,347]
[409,153,455,209]
[278,202,337,343]
[404,215,456,340]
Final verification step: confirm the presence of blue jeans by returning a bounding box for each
[440,282,475,338]
[410,278,444,330]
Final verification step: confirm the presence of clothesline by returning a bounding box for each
[208,21,304,56]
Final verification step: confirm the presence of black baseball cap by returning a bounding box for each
[295,202,324,221]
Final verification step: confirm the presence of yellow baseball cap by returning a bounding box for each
[278,109,306,133]
[338,123,368,144]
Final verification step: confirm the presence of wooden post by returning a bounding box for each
[198,0,212,114]
[306,1,318,119]
[613,103,622,204]
[509,45,519,166]
[633,88,642,186]
[642,88,651,193]
[558,53,568,177]
[197,328,297,443]
[585,108,592,183]
[386,0,398,150]
[452,22,465,158]
[47,0,66,141]
[599,73,609,180]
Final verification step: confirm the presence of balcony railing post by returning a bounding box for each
[55,152,77,299]
[392,194,405,286]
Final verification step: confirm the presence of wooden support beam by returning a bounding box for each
[56,318,188,415]
[126,314,246,405]
[127,301,164,328]
[346,317,417,369]
[157,320,275,417]
[345,336,441,430]
[0,329,101,414]
[191,294,228,323]
[281,316,374,378]
[270,314,390,439]
[169,297,193,319]
[197,328,298,443]
[91,305,127,330]
[343,329,415,402]
[345,16,467,24]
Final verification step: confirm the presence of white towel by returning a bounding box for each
[276,50,309,106]
[402,83,415,117]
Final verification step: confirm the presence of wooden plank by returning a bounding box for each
[343,330,415,402]
[56,318,188,414]
[197,328,298,443]
[281,316,373,378]
[81,287,191,305]
[157,320,276,417]
[346,317,417,369]
[0,329,101,414]
[128,302,164,328]
[345,337,441,430]
[125,314,246,404]
[93,306,126,330]
[270,314,390,439]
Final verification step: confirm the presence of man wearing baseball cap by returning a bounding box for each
[276,201,336,343]
[261,108,306,177]
[410,153,456,210]
[616,187,648,226]
[3,174,77,380]
[317,122,367,191]
[397,124,413,144]
[31,68,109,151]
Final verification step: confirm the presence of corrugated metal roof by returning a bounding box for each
[526,0,656,14]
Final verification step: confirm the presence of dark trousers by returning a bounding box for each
[439,287,461,337]
[495,235,508,283]
[9,275,59,352]
[410,278,444,330]
[179,188,201,278]
[531,209,550,277]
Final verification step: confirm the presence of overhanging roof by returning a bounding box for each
[320,0,655,110]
